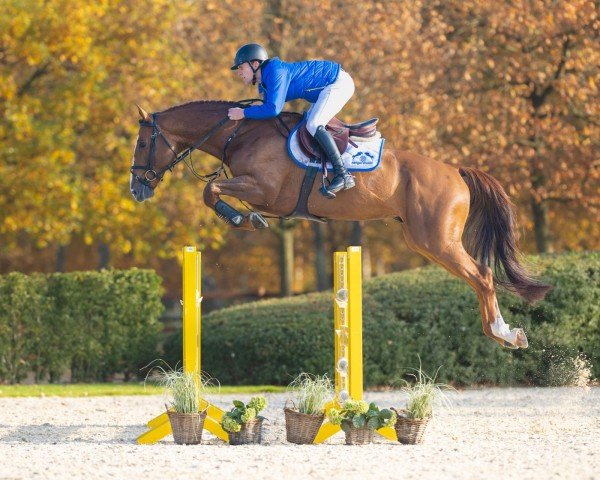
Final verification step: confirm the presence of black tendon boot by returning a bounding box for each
[314,125,355,198]
[214,200,243,226]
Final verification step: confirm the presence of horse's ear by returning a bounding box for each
[136,104,151,121]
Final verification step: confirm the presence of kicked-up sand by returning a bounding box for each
[0,387,598,480]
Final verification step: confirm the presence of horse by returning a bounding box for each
[129,100,552,349]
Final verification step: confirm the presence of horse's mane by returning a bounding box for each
[159,100,303,121]
[159,99,238,114]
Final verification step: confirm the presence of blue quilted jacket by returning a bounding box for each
[243,57,341,119]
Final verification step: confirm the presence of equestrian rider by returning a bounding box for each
[228,43,356,197]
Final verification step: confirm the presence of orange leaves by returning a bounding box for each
[0,0,597,280]
[411,0,598,251]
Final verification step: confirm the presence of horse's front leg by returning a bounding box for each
[203,176,269,230]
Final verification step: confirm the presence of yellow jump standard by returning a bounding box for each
[314,246,397,443]
[137,246,228,444]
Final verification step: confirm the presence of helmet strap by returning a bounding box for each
[249,61,260,86]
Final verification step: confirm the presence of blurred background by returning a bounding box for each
[1,0,598,314]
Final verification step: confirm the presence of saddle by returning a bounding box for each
[298,117,379,159]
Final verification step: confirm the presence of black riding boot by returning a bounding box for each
[314,125,355,198]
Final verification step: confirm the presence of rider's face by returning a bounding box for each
[236,62,259,85]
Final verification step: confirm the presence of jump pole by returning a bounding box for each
[314,246,397,443]
[137,246,228,444]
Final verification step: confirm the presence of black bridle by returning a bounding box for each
[130,99,262,188]
[130,113,231,188]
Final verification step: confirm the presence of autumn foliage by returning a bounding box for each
[0,0,597,298]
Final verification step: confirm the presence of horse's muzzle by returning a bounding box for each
[130,180,154,203]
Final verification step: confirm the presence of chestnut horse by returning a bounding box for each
[129,100,551,349]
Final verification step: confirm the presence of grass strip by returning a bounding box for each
[0,383,286,398]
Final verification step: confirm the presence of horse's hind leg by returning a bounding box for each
[203,177,269,231]
[400,207,528,349]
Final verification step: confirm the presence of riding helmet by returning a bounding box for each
[231,43,269,70]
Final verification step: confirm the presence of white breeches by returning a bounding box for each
[306,70,355,136]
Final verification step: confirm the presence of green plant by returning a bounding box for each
[150,365,212,414]
[400,360,453,420]
[185,252,599,387]
[221,396,267,433]
[327,399,396,432]
[0,268,163,384]
[287,373,333,415]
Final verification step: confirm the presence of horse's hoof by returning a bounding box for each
[501,328,528,349]
[249,212,269,229]
[514,328,529,348]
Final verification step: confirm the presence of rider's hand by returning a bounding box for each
[228,108,245,121]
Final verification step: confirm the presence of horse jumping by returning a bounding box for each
[129,100,552,349]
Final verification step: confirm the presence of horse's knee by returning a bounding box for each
[203,181,220,207]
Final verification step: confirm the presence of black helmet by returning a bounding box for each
[231,43,269,70]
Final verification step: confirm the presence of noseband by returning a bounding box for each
[130,113,231,188]
[131,100,263,189]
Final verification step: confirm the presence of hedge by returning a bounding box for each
[163,252,598,387]
[0,269,164,383]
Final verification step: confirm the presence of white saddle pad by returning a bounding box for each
[286,120,385,172]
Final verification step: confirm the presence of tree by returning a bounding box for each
[414,0,599,252]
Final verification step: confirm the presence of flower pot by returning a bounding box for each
[284,408,325,444]
[228,418,264,445]
[344,426,373,445]
[168,410,207,445]
[392,408,430,444]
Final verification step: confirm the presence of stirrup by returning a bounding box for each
[319,174,355,198]
[319,174,337,199]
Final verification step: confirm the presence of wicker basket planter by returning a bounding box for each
[284,408,325,444]
[392,409,430,444]
[228,418,264,445]
[344,426,374,445]
[168,410,207,445]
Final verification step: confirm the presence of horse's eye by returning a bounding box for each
[138,140,147,148]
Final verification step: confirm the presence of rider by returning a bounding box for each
[228,43,355,197]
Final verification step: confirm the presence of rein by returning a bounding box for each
[130,99,262,187]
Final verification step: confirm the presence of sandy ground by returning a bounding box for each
[0,387,598,480]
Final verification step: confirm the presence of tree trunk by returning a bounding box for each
[312,222,328,291]
[350,221,362,246]
[530,197,553,253]
[278,219,295,296]
[98,242,110,270]
[55,244,67,272]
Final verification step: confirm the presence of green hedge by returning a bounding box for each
[0,269,164,383]
[164,252,598,386]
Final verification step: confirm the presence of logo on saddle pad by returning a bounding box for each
[287,115,385,172]
[350,151,376,166]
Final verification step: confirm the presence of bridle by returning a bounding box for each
[130,99,262,188]
[130,113,230,188]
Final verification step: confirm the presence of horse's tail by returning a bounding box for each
[459,167,552,303]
